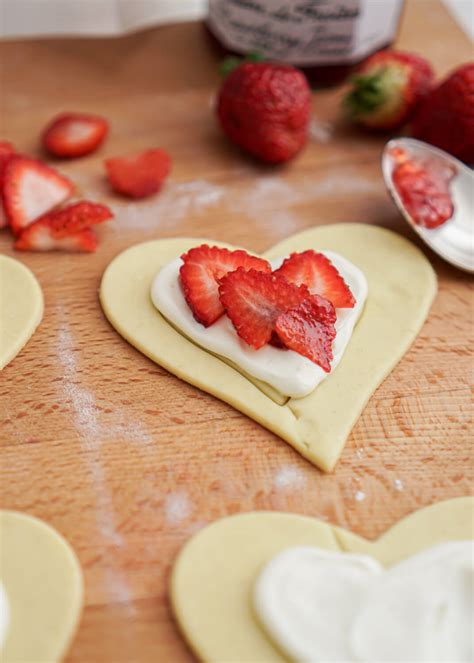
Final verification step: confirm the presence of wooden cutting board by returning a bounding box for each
[0,1,472,660]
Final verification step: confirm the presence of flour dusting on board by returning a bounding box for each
[56,325,125,545]
[110,180,225,230]
[309,118,333,144]
[98,167,380,232]
[164,491,193,526]
[273,465,306,490]
[55,320,139,605]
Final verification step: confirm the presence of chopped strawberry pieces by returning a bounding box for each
[275,250,355,309]
[275,299,336,372]
[218,268,314,349]
[218,267,336,369]
[392,154,456,229]
[42,112,109,158]
[0,141,15,228]
[180,244,271,327]
[3,156,74,235]
[105,148,171,199]
[14,201,113,253]
[177,247,351,369]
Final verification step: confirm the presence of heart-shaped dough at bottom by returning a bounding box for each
[0,511,84,662]
[100,224,437,472]
[0,255,43,370]
[170,497,473,663]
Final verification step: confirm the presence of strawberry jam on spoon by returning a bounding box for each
[382,138,473,273]
[391,146,456,229]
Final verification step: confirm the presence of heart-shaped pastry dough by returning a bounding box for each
[100,224,436,471]
[0,511,84,662]
[0,255,43,370]
[170,497,473,663]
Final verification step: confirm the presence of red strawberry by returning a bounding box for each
[344,50,434,131]
[105,148,171,199]
[275,250,355,308]
[392,153,455,229]
[3,156,74,235]
[219,268,311,349]
[412,63,474,163]
[42,112,109,158]
[15,201,112,252]
[0,141,15,228]
[216,62,311,163]
[276,299,336,372]
[219,268,336,369]
[180,244,271,327]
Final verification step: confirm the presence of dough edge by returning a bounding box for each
[99,223,437,471]
[0,255,44,370]
[170,496,474,663]
[0,510,84,662]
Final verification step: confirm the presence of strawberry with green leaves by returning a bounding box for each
[217,61,311,163]
[344,50,434,131]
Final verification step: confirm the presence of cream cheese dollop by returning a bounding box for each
[0,582,10,651]
[253,543,474,663]
[151,251,367,399]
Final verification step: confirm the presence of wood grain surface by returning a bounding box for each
[1,2,473,661]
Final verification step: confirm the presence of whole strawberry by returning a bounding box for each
[216,62,311,164]
[344,50,434,131]
[412,63,474,163]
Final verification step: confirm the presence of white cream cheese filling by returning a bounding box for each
[0,582,10,651]
[151,251,368,399]
[253,542,474,662]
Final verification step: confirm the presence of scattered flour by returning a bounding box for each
[103,168,380,233]
[309,118,333,144]
[111,180,225,231]
[393,478,404,492]
[273,465,306,491]
[55,318,142,605]
[355,490,366,502]
[164,491,193,526]
[56,326,123,534]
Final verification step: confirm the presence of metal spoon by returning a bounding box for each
[382,137,474,273]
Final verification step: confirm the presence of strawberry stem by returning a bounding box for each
[344,71,387,116]
[219,52,265,77]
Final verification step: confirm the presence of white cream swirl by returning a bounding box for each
[253,542,474,662]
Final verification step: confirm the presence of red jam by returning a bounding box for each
[391,148,456,229]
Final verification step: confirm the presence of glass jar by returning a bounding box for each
[207,0,405,86]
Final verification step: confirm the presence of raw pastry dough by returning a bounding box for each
[170,497,474,663]
[0,255,43,370]
[100,224,436,471]
[0,511,84,662]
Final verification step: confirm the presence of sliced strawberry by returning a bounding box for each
[3,156,74,235]
[0,141,15,228]
[14,201,112,253]
[218,268,314,349]
[276,299,336,372]
[180,244,271,327]
[275,250,355,308]
[270,294,335,347]
[392,154,455,229]
[0,141,14,165]
[105,148,171,199]
[15,226,97,252]
[42,112,109,158]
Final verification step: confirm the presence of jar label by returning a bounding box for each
[209,0,403,65]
